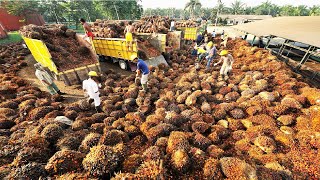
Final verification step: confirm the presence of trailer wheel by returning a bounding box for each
[119,60,128,70]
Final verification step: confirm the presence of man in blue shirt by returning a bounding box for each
[132,51,149,92]
[205,42,217,70]
[196,33,204,45]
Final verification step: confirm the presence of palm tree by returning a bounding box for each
[294,5,309,16]
[215,0,223,26]
[230,0,244,15]
[184,0,202,19]
[309,5,320,16]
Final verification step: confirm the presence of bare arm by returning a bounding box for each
[136,69,141,76]
[214,57,223,66]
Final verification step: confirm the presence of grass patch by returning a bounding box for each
[0,31,23,45]
[74,29,85,33]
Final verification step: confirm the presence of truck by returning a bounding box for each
[22,34,100,86]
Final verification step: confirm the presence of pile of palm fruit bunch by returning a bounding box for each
[19,24,96,71]
[0,43,29,74]
[0,43,65,179]
[91,16,172,37]
[91,19,126,38]
[133,16,171,34]
[175,19,199,28]
[1,36,320,179]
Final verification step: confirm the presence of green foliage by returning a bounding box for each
[309,5,320,16]
[230,0,245,15]
[144,0,320,19]
[0,0,39,16]
[184,0,202,18]
[96,0,142,20]
[1,0,142,27]
[0,31,22,45]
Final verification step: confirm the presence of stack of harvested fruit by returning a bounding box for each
[91,16,173,37]
[19,24,96,71]
[91,20,126,38]
[0,37,319,179]
[175,19,199,28]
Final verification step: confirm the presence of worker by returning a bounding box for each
[196,33,204,45]
[191,41,198,56]
[82,71,102,113]
[34,63,65,95]
[132,51,149,92]
[221,34,228,48]
[221,29,225,36]
[197,45,207,62]
[214,50,234,81]
[205,42,217,70]
[80,18,94,40]
[212,30,216,38]
[124,21,135,51]
[170,19,175,31]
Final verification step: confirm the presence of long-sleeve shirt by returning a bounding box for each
[35,69,53,86]
[82,78,100,99]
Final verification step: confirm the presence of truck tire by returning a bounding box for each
[119,60,128,70]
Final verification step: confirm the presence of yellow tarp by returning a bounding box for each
[22,36,58,74]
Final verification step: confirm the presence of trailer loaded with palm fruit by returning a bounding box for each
[20,24,100,86]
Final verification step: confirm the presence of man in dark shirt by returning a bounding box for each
[132,51,149,92]
[196,33,204,45]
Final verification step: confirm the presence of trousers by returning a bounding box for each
[47,82,59,95]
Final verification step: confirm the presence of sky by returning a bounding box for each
[140,0,320,9]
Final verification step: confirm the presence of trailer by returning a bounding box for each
[177,27,198,40]
[22,34,100,86]
[92,34,169,71]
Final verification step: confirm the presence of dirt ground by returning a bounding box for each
[19,55,133,103]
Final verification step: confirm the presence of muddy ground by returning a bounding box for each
[19,55,132,103]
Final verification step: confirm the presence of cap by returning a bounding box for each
[88,71,98,77]
[219,50,228,56]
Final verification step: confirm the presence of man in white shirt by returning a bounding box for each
[214,50,234,81]
[34,63,65,95]
[83,71,102,113]
[170,20,175,31]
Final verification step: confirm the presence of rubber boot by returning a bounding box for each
[95,106,102,113]
[57,90,66,95]
[142,84,148,92]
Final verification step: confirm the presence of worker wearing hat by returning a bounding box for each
[83,71,102,113]
[214,50,234,81]
[197,45,207,61]
[205,42,217,70]
[131,51,149,92]
[34,63,65,95]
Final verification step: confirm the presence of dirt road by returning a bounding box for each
[19,55,133,103]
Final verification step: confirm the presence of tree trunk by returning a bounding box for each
[113,3,120,20]
[215,8,220,26]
